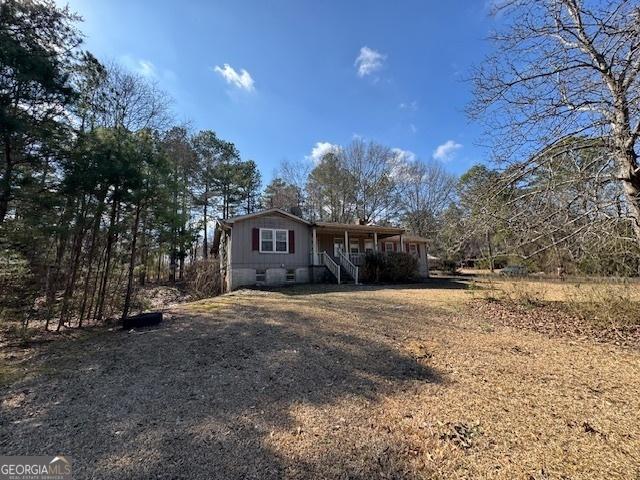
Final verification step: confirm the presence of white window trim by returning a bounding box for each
[364,240,374,253]
[385,241,394,252]
[349,240,360,254]
[259,228,289,254]
[409,243,418,256]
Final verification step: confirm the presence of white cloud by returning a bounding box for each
[213,63,255,91]
[137,60,156,77]
[409,123,418,134]
[392,148,416,163]
[433,140,462,161]
[389,148,416,180]
[399,101,418,111]
[119,55,177,83]
[121,55,157,78]
[355,46,386,78]
[307,142,340,164]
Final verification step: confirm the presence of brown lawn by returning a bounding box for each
[1,280,639,479]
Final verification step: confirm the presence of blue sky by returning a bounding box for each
[59,0,497,180]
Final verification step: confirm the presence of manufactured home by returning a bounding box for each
[212,208,429,291]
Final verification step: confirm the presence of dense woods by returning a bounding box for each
[0,1,261,331]
[2,0,639,334]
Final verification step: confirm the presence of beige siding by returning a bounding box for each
[316,233,372,259]
[230,214,311,268]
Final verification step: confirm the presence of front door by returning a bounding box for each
[333,238,344,257]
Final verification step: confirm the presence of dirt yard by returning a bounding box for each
[1,281,639,479]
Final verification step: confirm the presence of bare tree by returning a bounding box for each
[306,151,355,223]
[96,62,171,131]
[471,0,640,242]
[398,159,457,237]
[496,139,640,273]
[340,139,397,223]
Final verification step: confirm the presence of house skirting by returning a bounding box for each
[230,266,310,290]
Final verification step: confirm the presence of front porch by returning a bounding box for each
[310,222,406,284]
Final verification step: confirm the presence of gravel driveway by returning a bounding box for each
[1,283,639,479]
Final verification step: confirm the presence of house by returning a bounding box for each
[212,208,429,291]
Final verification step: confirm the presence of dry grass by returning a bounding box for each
[1,281,639,479]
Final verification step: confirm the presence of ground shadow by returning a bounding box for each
[0,297,444,479]
[267,277,472,297]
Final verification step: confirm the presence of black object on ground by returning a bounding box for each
[122,312,163,329]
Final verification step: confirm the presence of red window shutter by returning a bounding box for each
[381,242,386,252]
[393,243,397,252]
[289,230,295,253]
[417,244,421,257]
[405,243,409,253]
[252,228,259,251]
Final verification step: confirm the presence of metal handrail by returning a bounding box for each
[320,251,340,284]
[338,250,359,285]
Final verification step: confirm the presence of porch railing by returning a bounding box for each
[338,250,359,285]
[348,253,366,266]
[320,251,340,284]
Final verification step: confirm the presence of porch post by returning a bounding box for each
[312,227,318,264]
[400,234,404,251]
[373,232,378,251]
[344,230,349,254]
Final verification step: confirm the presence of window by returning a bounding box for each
[260,229,273,252]
[409,243,418,256]
[259,228,288,253]
[276,230,288,252]
[385,241,394,252]
[256,269,266,282]
[350,241,360,254]
[286,269,295,282]
[364,240,374,253]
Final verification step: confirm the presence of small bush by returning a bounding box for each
[440,259,459,274]
[476,256,509,270]
[0,240,37,329]
[503,280,548,307]
[184,258,222,299]
[360,252,418,283]
[564,281,640,328]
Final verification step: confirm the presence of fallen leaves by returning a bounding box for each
[472,299,640,349]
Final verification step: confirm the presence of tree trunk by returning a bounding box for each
[486,229,495,273]
[170,161,178,283]
[156,242,162,283]
[58,195,90,329]
[203,183,208,259]
[86,244,107,325]
[46,201,74,331]
[138,210,148,286]
[0,140,13,223]
[96,194,119,322]
[78,190,107,326]
[122,203,142,319]
[617,149,640,242]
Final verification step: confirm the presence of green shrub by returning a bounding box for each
[360,252,418,283]
[440,259,459,274]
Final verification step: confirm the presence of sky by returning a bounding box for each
[57,0,498,180]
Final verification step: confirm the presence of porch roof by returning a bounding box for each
[385,234,429,244]
[314,222,404,236]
